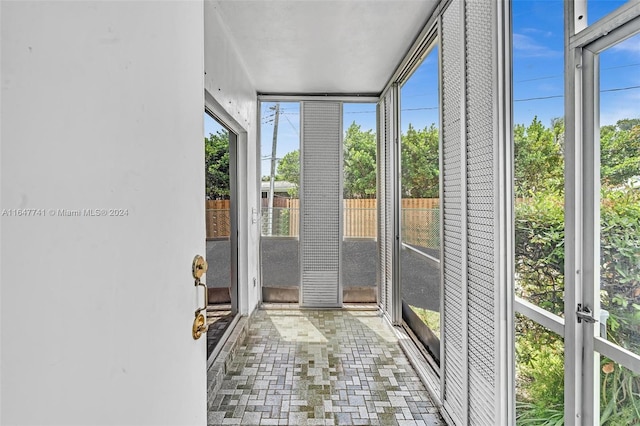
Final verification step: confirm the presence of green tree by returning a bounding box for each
[600,120,640,187]
[344,122,377,198]
[277,150,300,197]
[275,123,380,199]
[614,118,640,131]
[205,130,230,199]
[401,124,439,198]
[513,116,564,197]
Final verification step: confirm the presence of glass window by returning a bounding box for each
[513,0,565,316]
[204,111,235,356]
[260,102,301,301]
[588,0,629,26]
[342,103,378,303]
[598,32,640,359]
[512,1,566,421]
[400,43,441,359]
[598,357,640,424]
[515,313,565,424]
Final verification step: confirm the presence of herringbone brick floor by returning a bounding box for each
[207,309,445,426]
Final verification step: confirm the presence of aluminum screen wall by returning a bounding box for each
[438,0,510,424]
[300,101,343,307]
[465,1,498,424]
[441,0,466,423]
[377,99,387,312]
[374,0,510,421]
[378,89,396,321]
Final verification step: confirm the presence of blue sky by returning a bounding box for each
[202,1,640,176]
[512,0,639,127]
[204,111,227,139]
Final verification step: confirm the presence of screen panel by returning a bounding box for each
[300,101,343,307]
[465,0,497,424]
[441,0,465,422]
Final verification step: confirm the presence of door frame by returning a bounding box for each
[567,4,640,423]
[204,107,239,316]
[205,90,250,316]
[514,2,640,424]
[256,95,380,307]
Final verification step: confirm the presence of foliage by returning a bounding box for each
[515,115,640,423]
[205,130,230,199]
[277,208,290,236]
[276,150,300,197]
[401,124,439,198]
[343,122,377,199]
[409,306,440,338]
[516,401,564,426]
[272,122,442,200]
[513,117,564,198]
[515,315,565,425]
[514,190,565,315]
[514,191,566,423]
[600,360,640,425]
[600,120,640,187]
[600,186,640,353]
[275,123,379,199]
[515,185,640,424]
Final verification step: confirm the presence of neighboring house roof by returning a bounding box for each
[261,181,297,193]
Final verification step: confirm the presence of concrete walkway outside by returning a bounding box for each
[208,309,445,425]
[206,240,441,311]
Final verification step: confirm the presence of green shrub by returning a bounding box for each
[515,185,640,424]
[514,191,565,316]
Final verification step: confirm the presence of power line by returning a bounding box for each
[259,83,640,120]
[515,62,640,83]
[514,84,640,103]
[402,106,439,112]
[602,84,640,93]
[514,94,563,102]
[516,74,562,83]
[281,113,299,134]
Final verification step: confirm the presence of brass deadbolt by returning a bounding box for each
[192,255,208,280]
[192,313,207,340]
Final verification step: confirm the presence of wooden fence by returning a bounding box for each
[208,198,440,245]
[205,200,231,239]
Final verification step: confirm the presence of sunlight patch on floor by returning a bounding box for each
[267,310,328,343]
[350,311,398,343]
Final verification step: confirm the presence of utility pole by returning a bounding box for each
[268,103,280,236]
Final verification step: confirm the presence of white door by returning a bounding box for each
[1,2,208,425]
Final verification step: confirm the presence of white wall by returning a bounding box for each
[204,1,260,315]
[1,2,207,425]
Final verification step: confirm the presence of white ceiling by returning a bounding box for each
[213,0,438,95]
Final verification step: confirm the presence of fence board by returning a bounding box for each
[206,199,231,239]
[208,198,440,243]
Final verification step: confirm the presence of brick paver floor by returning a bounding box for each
[208,309,445,425]
[207,305,234,358]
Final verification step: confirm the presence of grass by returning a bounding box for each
[409,305,440,338]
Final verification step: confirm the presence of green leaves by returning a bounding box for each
[343,122,377,199]
[514,190,565,315]
[205,130,230,199]
[277,150,300,197]
[514,116,565,198]
[401,124,439,198]
[600,120,640,187]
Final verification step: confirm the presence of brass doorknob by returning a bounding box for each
[192,255,209,340]
[192,312,207,340]
[192,255,208,280]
